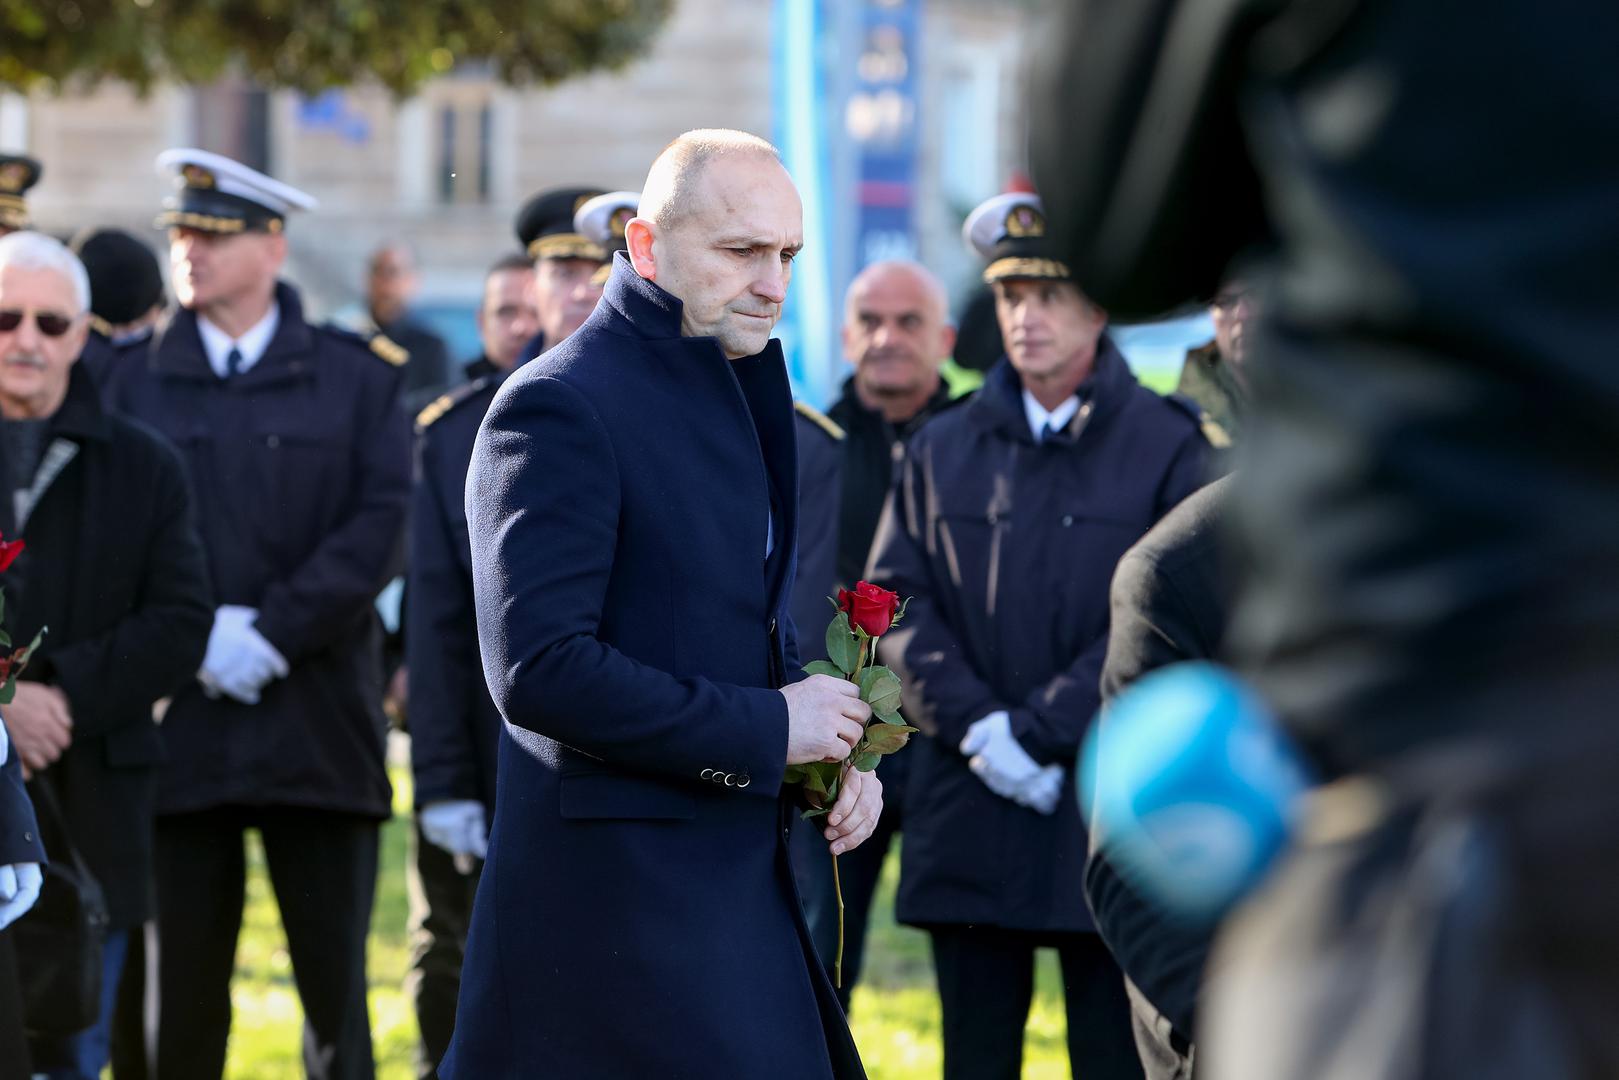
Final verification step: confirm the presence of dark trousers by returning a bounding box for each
[110,922,153,1080]
[152,806,379,1080]
[405,819,481,1079]
[0,929,30,1080]
[789,782,902,1012]
[930,925,1144,1080]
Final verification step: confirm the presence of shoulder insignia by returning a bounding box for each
[794,400,845,441]
[369,333,409,367]
[415,375,495,433]
[1165,392,1233,448]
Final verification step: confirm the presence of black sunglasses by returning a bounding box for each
[0,309,75,337]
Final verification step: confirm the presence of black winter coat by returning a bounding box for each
[107,283,411,818]
[8,366,212,926]
[1087,475,1230,1052]
[868,342,1208,932]
[407,372,505,812]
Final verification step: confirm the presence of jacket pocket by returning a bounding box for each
[558,771,697,821]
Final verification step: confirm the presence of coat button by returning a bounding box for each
[22,832,32,843]
[265,434,281,449]
[723,773,737,787]
[700,768,714,780]
[986,511,999,525]
[736,774,751,789]
[1061,514,1074,527]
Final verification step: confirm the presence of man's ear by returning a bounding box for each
[265,232,289,274]
[625,218,657,280]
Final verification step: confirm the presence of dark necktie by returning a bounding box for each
[1042,421,1061,444]
[226,346,244,379]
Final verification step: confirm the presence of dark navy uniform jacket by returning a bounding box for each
[442,257,863,1079]
[0,728,43,869]
[407,371,505,812]
[106,282,411,819]
[869,343,1208,933]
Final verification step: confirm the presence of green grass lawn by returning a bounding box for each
[227,769,1071,1078]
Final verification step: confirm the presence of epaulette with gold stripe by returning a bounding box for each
[416,375,495,434]
[794,400,845,441]
[369,333,409,367]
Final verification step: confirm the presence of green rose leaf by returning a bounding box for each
[825,612,860,674]
[878,711,909,726]
[783,765,806,785]
[802,660,844,679]
[858,666,902,717]
[802,763,832,798]
[801,806,831,820]
[0,680,13,706]
[861,724,917,756]
[852,751,881,773]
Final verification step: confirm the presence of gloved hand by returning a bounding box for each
[0,862,42,930]
[961,711,1062,813]
[0,714,8,766]
[420,800,488,860]
[1016,764,1067,815]
[199,606,289,705]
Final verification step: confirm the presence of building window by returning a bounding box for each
[432,81,494,206]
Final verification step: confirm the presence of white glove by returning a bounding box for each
[199,606,289,705]
[961,711,1063,814]
[0,715,8,767]
[420,800,488,860]
[1017,764,1067,815]
[0,862,42,930]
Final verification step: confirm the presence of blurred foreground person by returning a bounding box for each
[1033,2,1619,1077]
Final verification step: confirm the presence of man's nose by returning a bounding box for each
[752,266,787,306]
[8,311,41,352]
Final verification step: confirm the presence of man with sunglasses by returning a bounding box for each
[106,150,411,1080]
[0,230,213,1079]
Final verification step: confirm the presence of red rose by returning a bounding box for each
[838,581,900,638]
[0,536,21,573]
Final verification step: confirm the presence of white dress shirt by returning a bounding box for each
[1022,389,1082,441]
[197,303,281,379]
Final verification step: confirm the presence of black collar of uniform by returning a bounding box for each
[830,375,954,439]
[464,355,500,381]
[968,333,1134,445]
[48,362,112,443]
[147,280,314,379]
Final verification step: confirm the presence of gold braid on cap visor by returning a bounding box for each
[982,257,1072,284]
[528,233,607,261]
[154,210,284,235]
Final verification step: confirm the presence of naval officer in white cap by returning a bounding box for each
[105,149,412,1080]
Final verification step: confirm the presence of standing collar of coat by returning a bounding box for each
[968,333,1137,444]
[147,280,314,379]
[594,251,787,370]
[46,362,112,444]
[598,252,685,342]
